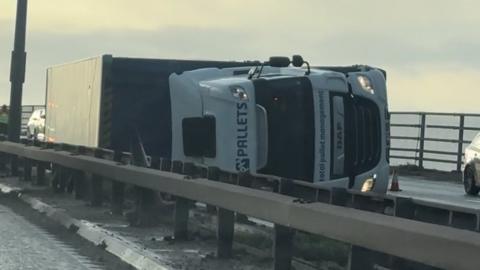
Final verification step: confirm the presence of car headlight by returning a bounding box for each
[357,75,374,94]
[361,174,377,192]
[230,86,249,101]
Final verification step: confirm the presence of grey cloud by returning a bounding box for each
[1,22,480,104]
[308,32,480,70]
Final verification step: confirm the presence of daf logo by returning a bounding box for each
[336,121,343,150]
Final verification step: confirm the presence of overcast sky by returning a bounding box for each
[1,0,479,112]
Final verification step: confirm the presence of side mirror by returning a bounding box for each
[292,54,311,75]
[269,56,290,67]
[291,55,304,67]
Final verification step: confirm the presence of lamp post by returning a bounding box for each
[8,0,28,175]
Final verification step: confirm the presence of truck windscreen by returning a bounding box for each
[254,77,314,181]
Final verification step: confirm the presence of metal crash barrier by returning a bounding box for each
[0,140,479,270]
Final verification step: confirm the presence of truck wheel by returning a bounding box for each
[464,166,480,195]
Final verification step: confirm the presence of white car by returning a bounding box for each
[26,108,46,141]
[463,133,480,195]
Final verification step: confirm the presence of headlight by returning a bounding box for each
[361,174,376,192]
[357,75,374,94]
[230,86,249,101]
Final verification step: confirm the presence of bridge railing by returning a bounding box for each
[12,107,480,172]
[390,112,480,171]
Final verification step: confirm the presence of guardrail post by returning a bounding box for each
[236,173,253,223]
[173,161,190,240]
[90,150,104,206]
[111,181,125,215]
[51,165,65,193]
[110,151,125,215]
[457,115,465,172]
[0,153,7,172]
[73,170,87,200]
[174,196,189,240]
[22,158,32,182]
[206,167,219,214]
[35,161,46,185]
[70,146,87,199]
[273,178,295,270]
[90,174,103,206]
[348,245,378,270]
[216,171,235,258]
[127,186,157,226]
[217,207,234,258]
[126,148,158,226]
[418,113,426,169]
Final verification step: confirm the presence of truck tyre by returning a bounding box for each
[464,166,480,195]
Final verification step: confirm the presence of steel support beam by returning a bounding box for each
[1,142,480,270]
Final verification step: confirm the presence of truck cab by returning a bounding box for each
[170,58,390,193]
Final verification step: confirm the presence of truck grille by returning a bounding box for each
[351,98,382,174]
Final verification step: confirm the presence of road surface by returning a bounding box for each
[389,175,480,211]
[0,204,103,269]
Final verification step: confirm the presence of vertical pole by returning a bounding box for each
[8,0,28,176]
[418,113,426,169]
[457,115,465,172]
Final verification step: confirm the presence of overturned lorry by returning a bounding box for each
[44,55,390,193]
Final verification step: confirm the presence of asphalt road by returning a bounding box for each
[0,196,132,270]
[388,175,480,210]
[0,204,102,270]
